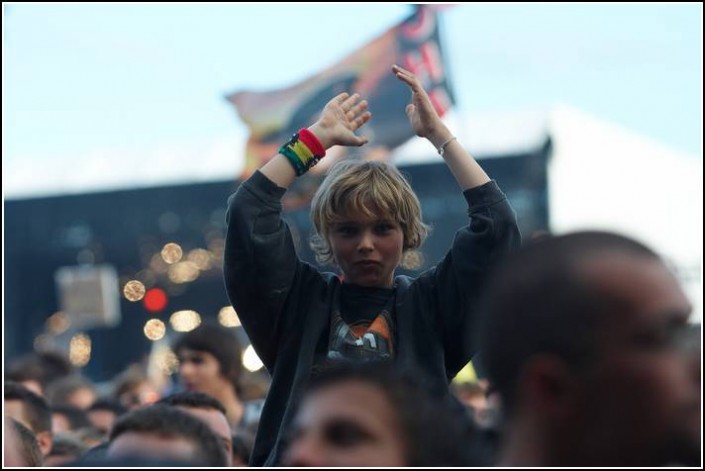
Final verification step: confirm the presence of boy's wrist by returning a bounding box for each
[307,123,333,150]
[427,126,453,149]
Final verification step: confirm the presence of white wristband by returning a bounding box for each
[438,136,457,157]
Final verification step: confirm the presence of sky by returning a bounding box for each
[3,3,703,198]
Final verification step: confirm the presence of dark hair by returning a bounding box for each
[478,231,660,416]
[68,455,204,467]
[45,374,95,407]
[231,430,255,465]
[157,391,227,415]
[172,323,243,390]
[4,381,52,433]
[48,432,89,460]
[52,404,91,430]
[12,419,44,466]
[88,398,128,417]
[287,361,483,467]
[6,350,74,391]
[111,364,150,407]
[109,404,228,466]
[6,356,45,387]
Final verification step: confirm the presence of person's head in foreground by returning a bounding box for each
[479,230,700,466]
[281,361,481,467]
[107,404,228,466]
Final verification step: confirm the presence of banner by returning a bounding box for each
[227,6,454,203]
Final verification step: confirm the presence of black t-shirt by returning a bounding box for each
[339,283,394,326]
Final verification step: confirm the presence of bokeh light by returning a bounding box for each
[218,306,241,328]
[143,288,168,312]
[123,280,146,301]
[242,345,263,372]
[69,333,91,367]
[46,311,71,334]
[161,242,183,264]
[144,319,166,341]
[169,310,202,332]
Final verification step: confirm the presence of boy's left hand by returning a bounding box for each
[393,65,446,141]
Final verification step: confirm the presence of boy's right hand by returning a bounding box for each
[308,93,371,150]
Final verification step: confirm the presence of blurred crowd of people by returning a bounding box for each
[5,323,260,466]
[4,231,700,467]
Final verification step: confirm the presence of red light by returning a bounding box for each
[143,288,168,312]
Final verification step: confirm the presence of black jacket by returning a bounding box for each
[224,170,520,465]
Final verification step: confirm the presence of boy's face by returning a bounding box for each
[328,214,404,288]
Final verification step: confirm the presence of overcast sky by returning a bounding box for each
[3,3,702,197]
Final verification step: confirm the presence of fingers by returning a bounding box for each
[392,64,422,91]
[346,99,368,121]
[354,111,372,129]
[340,92,363,112]
[405,103,415,117]
[353,133,369,147]
[392,64,414,80]
[392,64,413,75]
[341,95,370,131]
[350,111,372,146]
[332,92,350,105]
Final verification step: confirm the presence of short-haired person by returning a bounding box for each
[4,381,53,458]
[479,231,701,466]
[172,323,262,431]
[107,404,228,466]
[282,361,482,467]
[158,391,233,466]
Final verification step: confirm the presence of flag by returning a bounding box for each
[227,6,455,202]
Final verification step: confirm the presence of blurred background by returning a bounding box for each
[3,4,702,384]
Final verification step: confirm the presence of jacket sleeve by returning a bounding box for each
[413,180,521,378]
[223,171,323,371]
